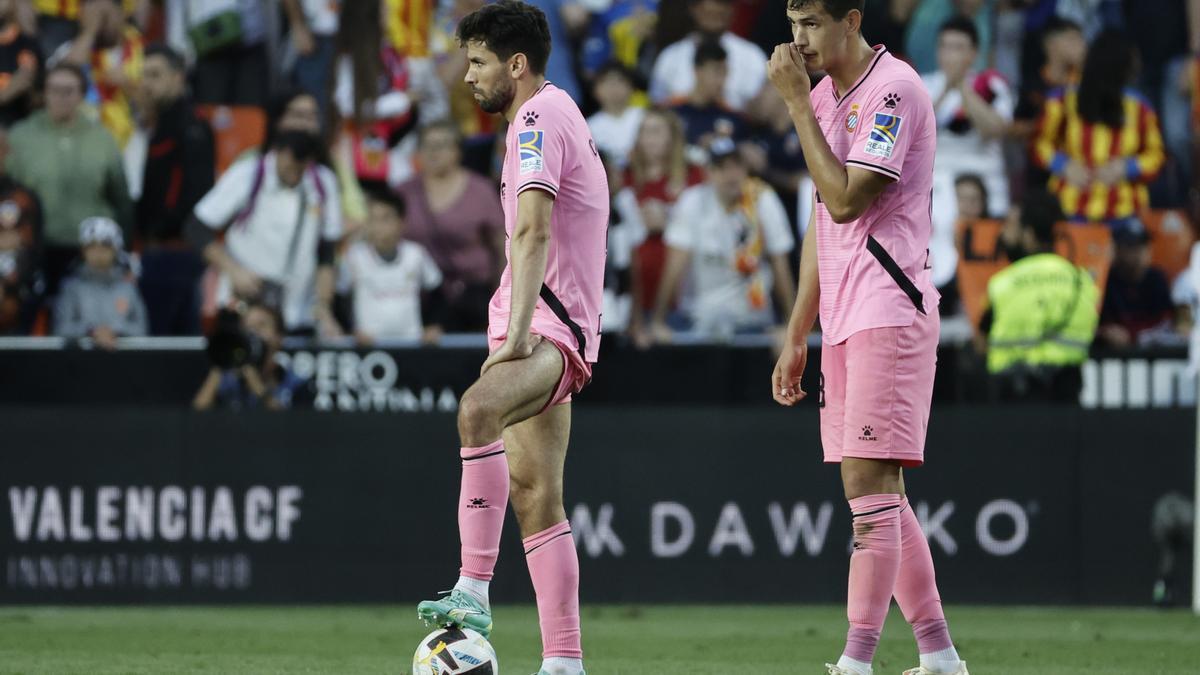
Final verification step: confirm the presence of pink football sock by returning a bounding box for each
[894,497,954,654]
[458,440,509,581]
[843,493,904,665]
[523,520,582,659]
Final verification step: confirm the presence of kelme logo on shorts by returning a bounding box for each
[858,425,877,442]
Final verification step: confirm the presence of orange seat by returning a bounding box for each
[1140,209,1195,280]
[956,218,1006,262]
[1054,222,1112,305]
[195,104,266,177]
[955,218,1008,331]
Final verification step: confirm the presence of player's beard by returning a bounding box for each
[476,80,516,115]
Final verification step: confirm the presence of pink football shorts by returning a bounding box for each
[819,308,939,467]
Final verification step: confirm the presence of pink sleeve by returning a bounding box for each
[515,107,567,198]
[844,79,926,182]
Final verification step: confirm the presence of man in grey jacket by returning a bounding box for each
[54,217,147,349]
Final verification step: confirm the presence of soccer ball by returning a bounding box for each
[412,626,498,674]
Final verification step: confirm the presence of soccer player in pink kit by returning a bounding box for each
[415,3,607,675]
[767,2,968,674]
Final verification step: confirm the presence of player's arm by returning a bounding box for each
[481,188,554,373]
[786,102,892,224]
[773,206,818,405]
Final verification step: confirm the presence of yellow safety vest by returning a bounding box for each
[986,252,1100,373]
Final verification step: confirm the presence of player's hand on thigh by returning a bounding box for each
[772,341,808,406]
[481,333,543,376]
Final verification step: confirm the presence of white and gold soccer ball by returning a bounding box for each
[412,626,498,674]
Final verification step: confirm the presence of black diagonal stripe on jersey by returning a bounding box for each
[539,284,586,359]
[866,235,926,315]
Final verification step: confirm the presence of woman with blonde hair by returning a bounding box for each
[623,107,704,345]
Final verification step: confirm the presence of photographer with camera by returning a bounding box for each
[187,129,342,337]
[192,302,304,411]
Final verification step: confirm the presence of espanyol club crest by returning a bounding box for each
[845,103,860,133]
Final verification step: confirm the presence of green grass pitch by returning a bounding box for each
[0,605,1197,674]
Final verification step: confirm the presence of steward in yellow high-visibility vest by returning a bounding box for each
[980,190,1099,401]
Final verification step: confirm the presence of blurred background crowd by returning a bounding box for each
[0,0,1197,406]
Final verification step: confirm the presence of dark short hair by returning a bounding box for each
[786,0,864,20]
[1021,189,1064,245]
[939,15,978,48]
[364,186,407,219]
[45,62,88,93]
[1042,16,1083,39]
[143,43,187,73]
[694,38,728,67]
[594,60,636,86]
[273,130,319,162]
[457,0,552,75]
[417,118,462,147]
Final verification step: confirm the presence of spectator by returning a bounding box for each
[649,0,766,111]
[624,107,705,321]
[334,0,448,187]
[903,0,991,76]
[1013,16,1085,138]
[396,120,503,332]
[601,149,648,341]
[428,0,498,175]
[1125,0,1199,189]
[524,0,589,104]
[955,173,988,223]
[165,0,271,107]
[650,137,794,341]
[6,62,131,297]
[586,62,645,168]
[53,216,147,348]
[0,125,42,334]
[1032,31,1165,224]
[0,0,42,126]
[670,37,749,149]
[924,16,1012,307]
[193,303,305,411]
[341,188,444,344]
[1097,221,1181,348]
[744,84,806,195]
[981,190,1099,402]
[581,0,658,83]
[283,0,339,126]
[189,130,343,336]
[135,43,213,336]
[32,0,141,59]
[53,0,144,148]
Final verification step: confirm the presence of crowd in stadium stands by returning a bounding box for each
[0,0,1197,375]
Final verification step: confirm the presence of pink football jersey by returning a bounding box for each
[490,82,610,362]
[809,47,939,344]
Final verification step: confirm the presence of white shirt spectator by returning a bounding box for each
[649,33,766,111]
[665,182,793,334]
[923,69,1014,290]
[341,239,442,341]
[601,187,647,332]
[587,106,645,168]
[194,152,342,330]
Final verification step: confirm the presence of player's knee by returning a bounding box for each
[457,392,501,445]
